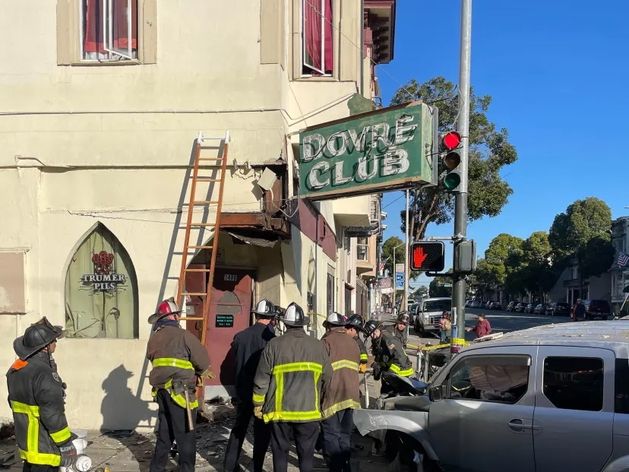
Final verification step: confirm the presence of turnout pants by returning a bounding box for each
[23,465,58,472]
[270,421,320,472]
[321,409,354,472]
[223,400,271,472]
[149,389,196,472]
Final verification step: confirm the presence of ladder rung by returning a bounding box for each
[189,223,216,227]
[183,200,220,206]
[185,268,211,272]
[181,292,208,296]
[179,317,205,321]
[193,177,222,182]
[198,157,223,161]
[188,245,213,249]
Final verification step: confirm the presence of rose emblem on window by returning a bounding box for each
[92,251,114,275]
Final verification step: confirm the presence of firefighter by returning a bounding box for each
[7,317,76,472]
[223,299,277,472]
[253,303,332,472]
[363,319,414,395]
[345,314,368,373]
[321,312,361,472]
[146,298,211,472]
[391,312,410,348]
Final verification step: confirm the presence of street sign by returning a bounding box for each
[298,101,436,199]
[395,272,404,289]
[410,241,445,272]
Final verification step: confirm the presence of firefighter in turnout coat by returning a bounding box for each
[363,319,414,395]
[345,314,368,373]
[253,303,333,472]
[320,313,361,472]
[7,317,76,472]
[146,298,211,472]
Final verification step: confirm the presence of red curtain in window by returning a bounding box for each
[83,0,137,55]
[304,0,333,74]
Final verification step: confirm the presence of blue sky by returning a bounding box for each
[378,0,629,288]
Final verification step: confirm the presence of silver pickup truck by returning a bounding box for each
[354,321,629,471]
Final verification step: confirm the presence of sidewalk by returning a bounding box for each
[0,385,393,472]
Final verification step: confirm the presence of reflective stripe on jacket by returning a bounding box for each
[321,328,361,418]
[374,332,414,378]
[354,335,368,364]
[253,328,332,423]
[147,325,210,409]
[6,352,71,466]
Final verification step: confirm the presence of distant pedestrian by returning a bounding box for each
[466,313,492,338]
[438,311,452,343]
[223,299,277,472]
[572,299,586,321]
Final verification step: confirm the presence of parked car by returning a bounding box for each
[545,301,571,316]
[414,297,452,336]
[489,301,503,311]
[506,301,516,312]
[584,299,612,320]
[524,303,535,313]
[533,303,546,314]
[354,321,629,472]
[514,302,527,312]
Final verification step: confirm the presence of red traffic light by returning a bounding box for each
[410,241,445,272]
[441,131,461,151]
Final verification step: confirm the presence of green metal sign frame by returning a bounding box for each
[298,101,435,200]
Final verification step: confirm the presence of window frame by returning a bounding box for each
[57,0,156,66]
[444,354,532,405]
[542,355,605,412]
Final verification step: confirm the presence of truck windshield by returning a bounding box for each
[424,300,451,312]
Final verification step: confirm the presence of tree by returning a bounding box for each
[518,232,556,300]
[381,236,405,277]
[484,233,524,289]
[393,77,517,239]
[429,276,452,298]
[549,197,614,292]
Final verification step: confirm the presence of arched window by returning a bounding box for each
[65,223,138,338]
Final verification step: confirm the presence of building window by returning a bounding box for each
[56,0,156,65]
[543,357,603,411]
[81,0,138,61]
[64,223,138,339]
[357,237,368,261]
[302,0,333,75]
[327,273,335,315]
[447,355,530,404]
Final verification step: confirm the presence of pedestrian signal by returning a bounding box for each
[410,241,445,272]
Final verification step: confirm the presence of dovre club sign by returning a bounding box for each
[298,101,435,199]
[81,251,126,292]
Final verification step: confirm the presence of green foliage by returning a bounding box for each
[429,276,452,297]
[549,197,614,280]
[382,236,405,277]
[394,77,517,239]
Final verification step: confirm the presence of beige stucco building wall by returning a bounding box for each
[0,0,380,429]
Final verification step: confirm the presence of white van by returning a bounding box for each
[413,297,451,336]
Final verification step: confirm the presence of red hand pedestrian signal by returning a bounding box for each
[413,246,428,268]
[410,241,445,272]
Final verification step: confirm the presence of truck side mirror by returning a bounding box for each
[429,385,444,402]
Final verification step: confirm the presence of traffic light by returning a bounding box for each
[440,131,462,192]
[410,241,445,272]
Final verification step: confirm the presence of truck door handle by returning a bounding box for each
[508,419,540,432]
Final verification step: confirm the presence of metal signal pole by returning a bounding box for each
[452,0,472,352]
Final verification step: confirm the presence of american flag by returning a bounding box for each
[618,252,629,268]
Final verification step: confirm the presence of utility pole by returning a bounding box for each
[452,0,472,352]
[404,189,410,310]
